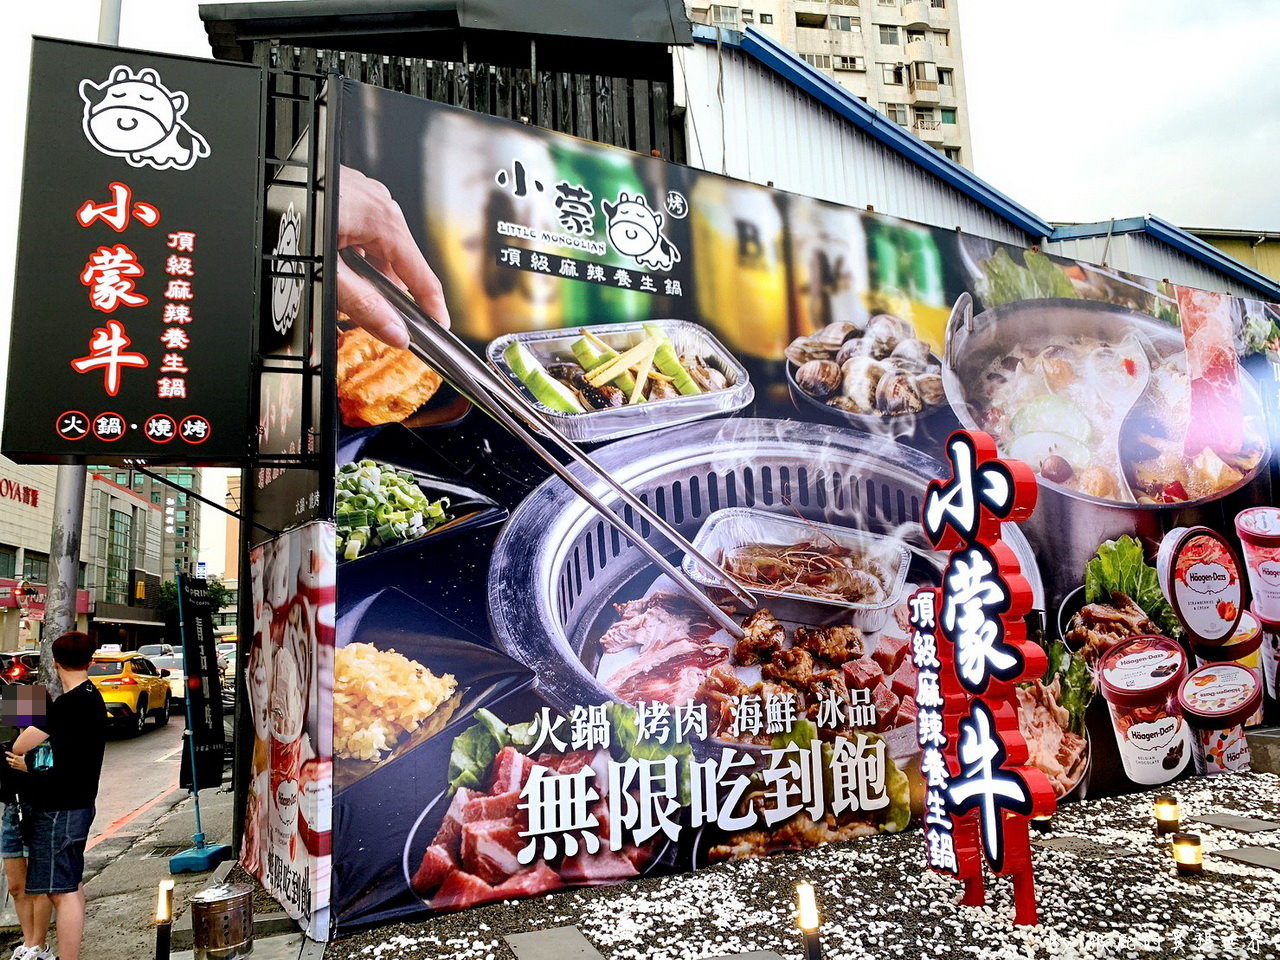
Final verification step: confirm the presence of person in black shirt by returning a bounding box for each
[5,633,107,960]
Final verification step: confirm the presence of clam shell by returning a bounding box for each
[840,356,887,414]
[914,371,945,406]
[785,336,833,366]
[875,370,925,416]
[863,314,913,359]
[813,320,863,349]
[795,359,842,398]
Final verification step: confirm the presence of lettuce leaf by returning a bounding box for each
[976,247,1078,308]
[1083,535,1180,638]
[447,708,512,794]
[1041,639,1092,736]
[608,702,693,803]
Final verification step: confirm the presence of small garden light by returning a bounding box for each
[796,881,822,960]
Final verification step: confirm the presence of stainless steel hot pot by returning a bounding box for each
[942,294,1273,612]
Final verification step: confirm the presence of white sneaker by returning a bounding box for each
[24,948,52,960]
[9,946,30,960]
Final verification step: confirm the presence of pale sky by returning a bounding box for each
[960,0,1280,230]
[0,0,1275,574]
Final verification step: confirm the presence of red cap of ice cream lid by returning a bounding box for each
[1236,507,1280,548]
[1178,663,1263,730]
[1191,610,1263,663]
[1098,635,1188,709]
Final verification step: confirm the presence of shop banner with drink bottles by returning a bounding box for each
[262,80,1279,935]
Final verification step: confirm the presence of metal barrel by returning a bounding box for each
[190,883,254,959]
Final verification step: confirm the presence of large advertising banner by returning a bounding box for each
[245,521,335,939]
[325,80,1278,931]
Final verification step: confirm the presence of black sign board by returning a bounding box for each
[3,39,264,465]
[172,574,225,790]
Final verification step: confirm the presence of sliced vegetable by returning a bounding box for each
[629,346,655,405]
[1008,395,1090,442]
[505,341,585,413]
[643,323,701,395]
[335,459,450,560]
[571,336,636,393]
[1006,431,1092,473]
[584,338,658,388]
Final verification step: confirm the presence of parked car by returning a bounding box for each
[0,652,40,684]
[88,653,172,734]
[151,654,188,702]
[138,643,175,658]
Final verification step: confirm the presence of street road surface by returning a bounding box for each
[89,715,185,847]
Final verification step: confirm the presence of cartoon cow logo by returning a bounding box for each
[271,203,304,337]
[79,65,210,171]
[602,191,682,272]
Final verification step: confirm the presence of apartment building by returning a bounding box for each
[689,0,973,166]
[90,465,203,576]
[0,456,163,648]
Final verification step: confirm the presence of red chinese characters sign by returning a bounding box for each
[3,40,262,464]
[912,430,1056,925]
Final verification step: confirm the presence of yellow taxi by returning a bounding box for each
[88,652,173,735]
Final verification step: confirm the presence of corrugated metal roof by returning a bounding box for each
[687,25,1051,240]
[1047,217,1280,300]
[676,38,1035,245]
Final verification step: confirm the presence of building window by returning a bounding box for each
[881,63,905,85]
[938,68,953,86]
[114,472,128,485]
[176,509,188,522]
[881,102,908,125]
[801,53,832,69]
[877,0,896,5]
[759,12,772,23]
[906,30,926,44]
[151,491,162,504]
[943,146,962,162]
[836,56,866,71]
[931,0,947,7]
[177,492,188,505]
[796,12,826,28]
[914,107,935,122]
[0,547,15,580]
[106,510,130,604]
[941,107,957,124]
[831,15,860,32]
[934,29,950,46]
[741,9,754,22]
[878,24,899,44]
[23,553,49,585]
[711,4,737,27]
[132,475,144,488]
[175,474,194,489]
[912,61,937,82]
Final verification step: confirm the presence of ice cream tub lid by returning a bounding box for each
[1192,610,1262,663]
[1099,635,1188,709]
[1253,606,1280,634]
[1178,663,1262,729]
[1155,525,1243,647]
[1236,506,1280,548]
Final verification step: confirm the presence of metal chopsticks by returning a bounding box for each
[340,249,756,639]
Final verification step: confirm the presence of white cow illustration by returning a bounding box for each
[79,65,210,171]
[602,191,681,272]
